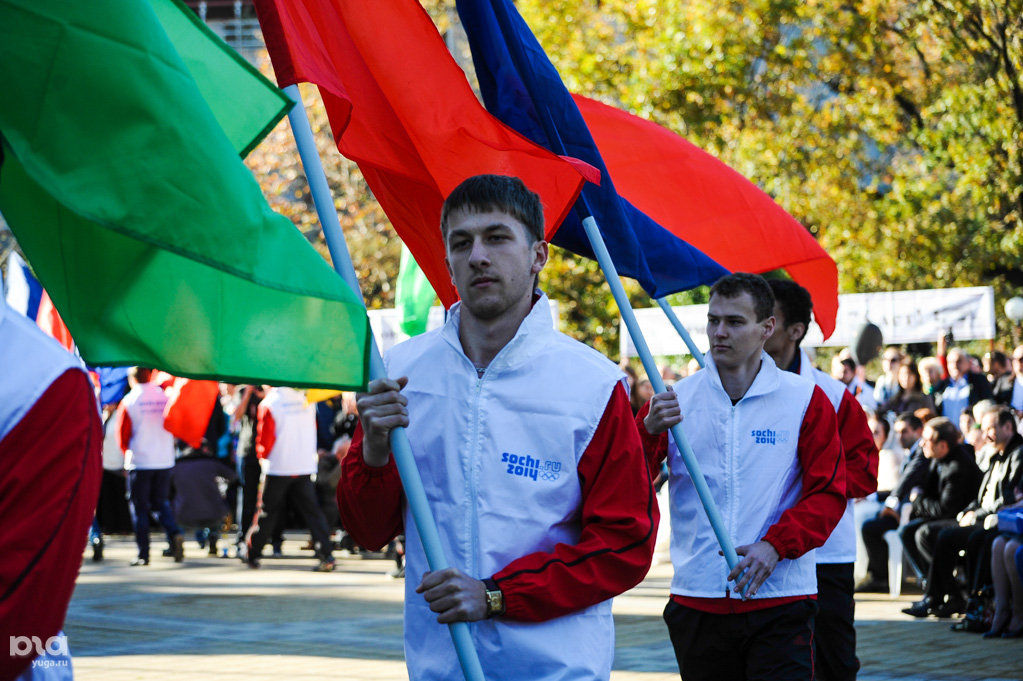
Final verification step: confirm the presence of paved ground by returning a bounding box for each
[62,536,1022,680]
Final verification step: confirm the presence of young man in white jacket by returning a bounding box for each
[639,273,846,681]
[338,175,657,681]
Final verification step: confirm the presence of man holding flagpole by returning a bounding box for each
[639,273,846,681]
[338,175,657,681]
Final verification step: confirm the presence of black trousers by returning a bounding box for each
[815,563,858,681]
[861,514,899,582]
[249,475,333,561]
[926,524,1000,600]
[663,598,817,681]
[900,518,957,578]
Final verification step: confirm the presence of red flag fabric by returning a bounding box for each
[163,378,220,449]
[573,94,839,339]
[253,0,598,307]
[36,290,76,352]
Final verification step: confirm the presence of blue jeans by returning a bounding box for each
[129,468,182,560]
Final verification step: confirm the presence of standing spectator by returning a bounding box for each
[993,345,1023,413]
[935,348,992,420]
[641,273,846,681]
[903,406,1023,617]
[878,359,935,418]
[831,356,878,412]
[764,278,878,681]
[874,348,904,407]
[118,367,184,566]
[984,350,1011,386]
[247,386,335,571]
[898,418,982,603]
[232,385,266,557]
[858,413,930,592]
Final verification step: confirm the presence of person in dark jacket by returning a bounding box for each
[903,406,1023,617]
[171,453,239,556]
[898,417,982,590]
[858,413,929,591]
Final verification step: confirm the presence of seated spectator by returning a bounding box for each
[988,508,1023,638]
[874,347,904,407]
[879,359,935,418]
[832,355,878,411]
[898,417,982,607]
[993,345,1023,413]
[935,348,993,420]
[859,413,928,592]
[903,406,1022,618]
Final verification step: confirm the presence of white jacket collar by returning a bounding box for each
[440,292,555,371]
[703,349,780,401]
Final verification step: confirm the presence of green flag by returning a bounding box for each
[0,0,370,389]
[396,244,437,337]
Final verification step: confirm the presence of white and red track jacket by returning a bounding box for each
[338,295,657,681]
[795,349,878,564]
[0,299,101,681]
[118,381,174,470]
[256,387,317,476]
[637,351,846,613]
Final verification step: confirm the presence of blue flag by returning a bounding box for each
[455,0,728,296]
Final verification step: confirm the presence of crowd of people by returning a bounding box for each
[90,370,384,574]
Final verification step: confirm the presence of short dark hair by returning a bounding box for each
[839,357,857,372]
[985,405,1018,431]
[440,175,544,243]
[987,350,1008,368]
[925,416,959,448]
[709,273,775,322]
[870,413,891,438]
[767,279,812,344]
[129,366,153,384]
[895,412,923,431]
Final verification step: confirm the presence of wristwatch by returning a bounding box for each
[483,578,505,618]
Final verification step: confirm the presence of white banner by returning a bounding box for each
[620,286,996,358]
[369,300,560,355]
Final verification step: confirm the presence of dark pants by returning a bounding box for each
[900,518,957,579]
[926,524,1000,600]
[861,514,899,582]
[237,454,262,543]
[249,475,333,561]
[128,468,183,560]
[663,598,817,681]
[815,563,858,681]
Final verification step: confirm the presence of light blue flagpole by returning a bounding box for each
[283,85,486,681]
[654,297,706,367]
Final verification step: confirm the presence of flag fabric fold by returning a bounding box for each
[252,0,599,307]
[455,0,729,298]
[163,378,220,449]
[0,0,370,389]
[396,244,437,337]
[573,95,839,338]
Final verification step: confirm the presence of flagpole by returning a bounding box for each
[654,298,705,367]
[282,85,486,681]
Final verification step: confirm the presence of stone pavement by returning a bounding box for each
[63,537,1022,680]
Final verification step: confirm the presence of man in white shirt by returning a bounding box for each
[117,367,184,566]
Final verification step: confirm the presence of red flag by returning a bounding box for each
[253,0,598,307]
[573,94,839,339]
[163,378,220,449]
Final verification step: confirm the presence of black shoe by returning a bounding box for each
[313,557,336,572]
[982,620,1010,638]
[172,534,185,563]
[1002,625,1023,638]
[902,596,933,618]
[129,557,150,566]
[247,556,261,569]
[91,536,104,562]
[162,548,174,557]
